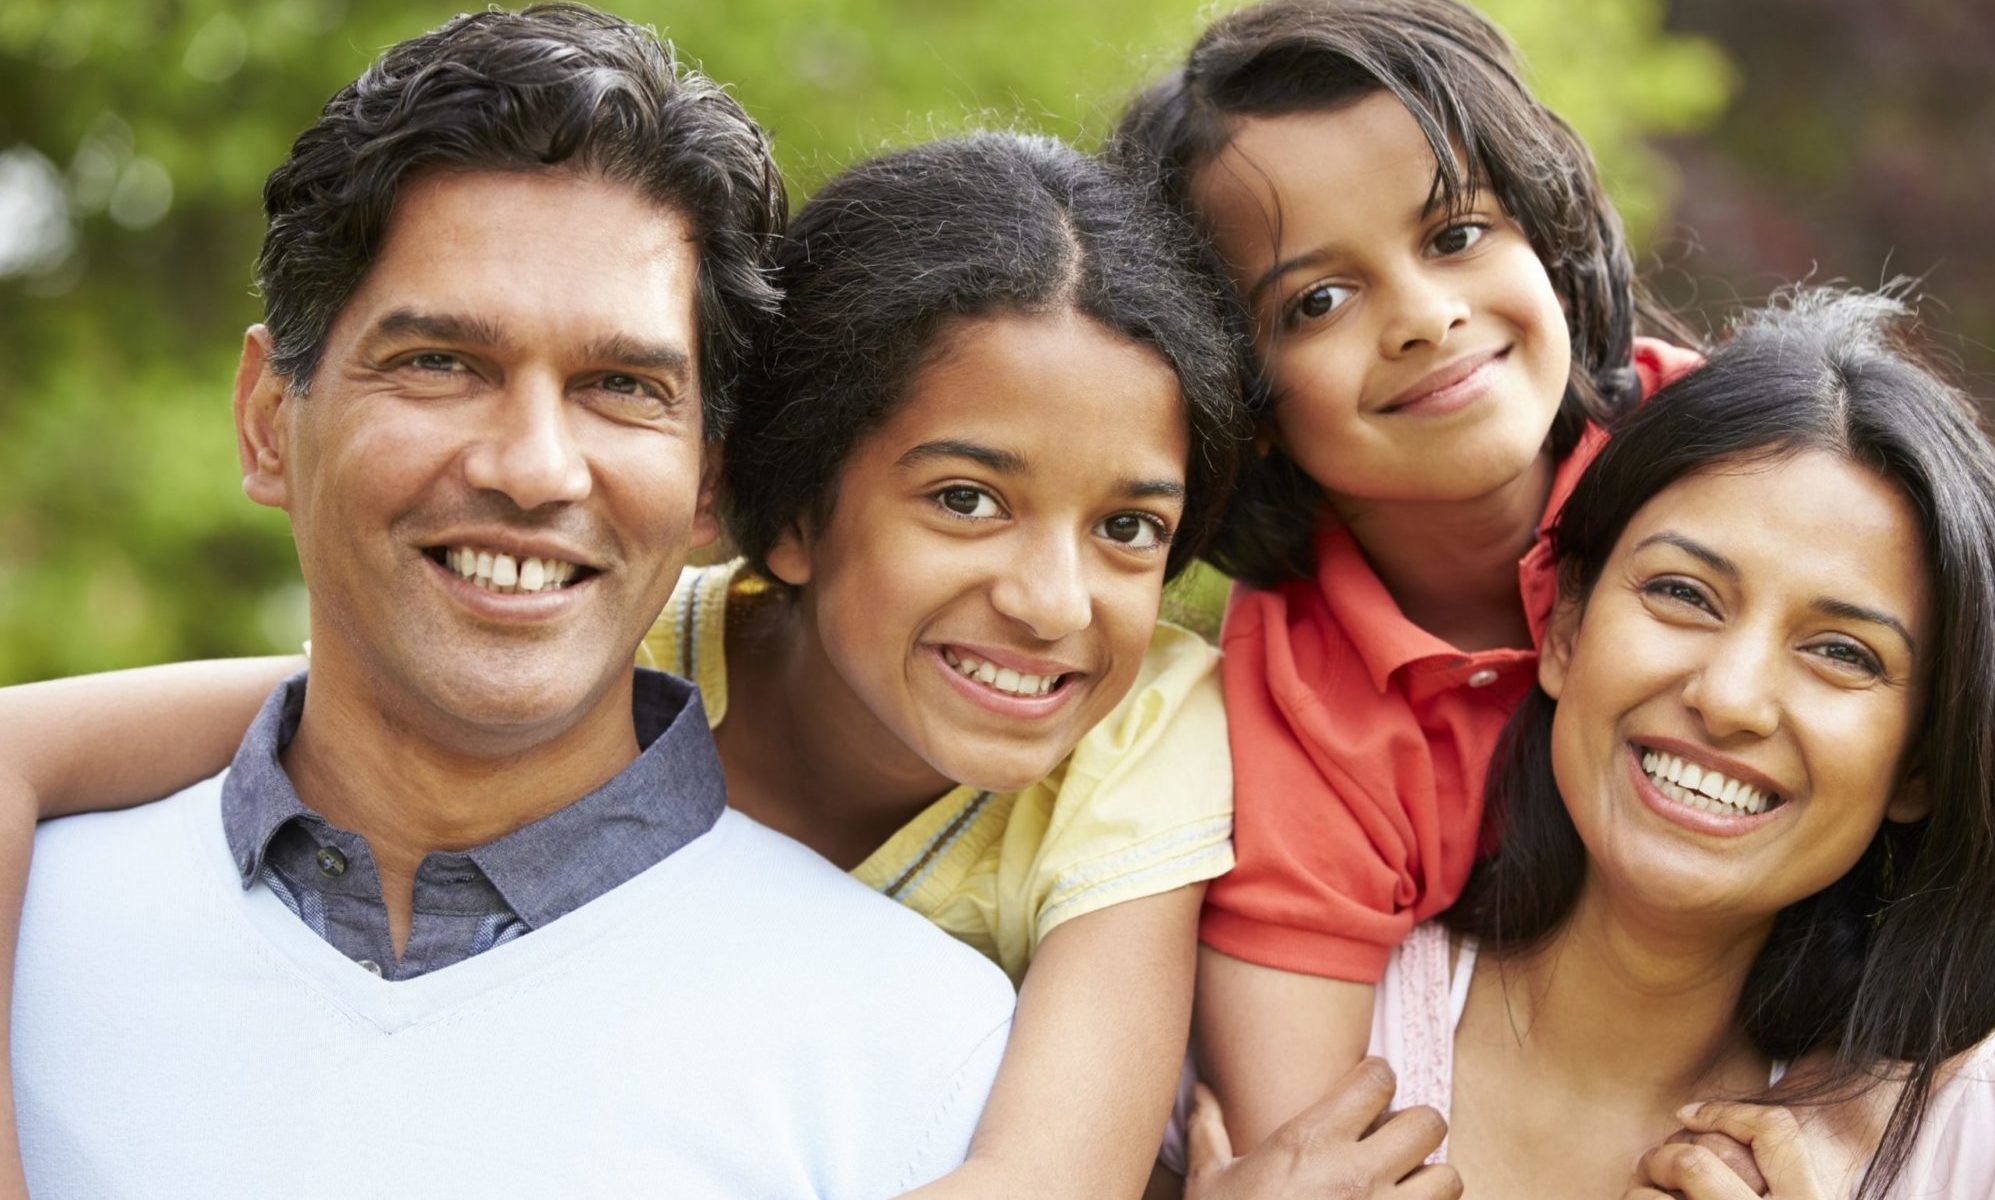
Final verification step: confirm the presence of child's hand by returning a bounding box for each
[1184,1057,1459,1199]
[1659,1124,1767,1195]
[1625,1102,1825,1200]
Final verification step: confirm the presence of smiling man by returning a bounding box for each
[10,7,1011,1197]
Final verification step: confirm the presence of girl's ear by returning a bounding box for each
[1538,594,1582,700]
[764,515,814,587]
[1885,764,1931,824]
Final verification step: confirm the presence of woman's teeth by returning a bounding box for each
[943,649,1060,697]
[441,546,579,595]
[1640,748,1774,816]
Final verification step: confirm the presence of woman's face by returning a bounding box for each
[767,308,1189,793]
[1540,449,1933,924]
[1191,91,1570,507]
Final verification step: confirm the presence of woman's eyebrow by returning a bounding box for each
[1634,531,1738,578]
[1813,597,1916,655]
[897,440,1026,474]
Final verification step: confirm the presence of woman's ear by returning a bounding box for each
[1885,763,1931,824]
[1538,594,1582,700]
[764,516,814,587]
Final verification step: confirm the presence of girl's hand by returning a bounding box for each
[1626,1102,1825,1200]
[1185,1058,1460,1199]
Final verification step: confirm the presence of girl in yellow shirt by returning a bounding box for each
[0,133,1245,1198]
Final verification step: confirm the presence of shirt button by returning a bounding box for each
[316,846,348,877]
[357,959,382,976]
[1466,668,1500,688]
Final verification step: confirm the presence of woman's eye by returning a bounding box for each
[937,487,1000,519]
[1642,577,1716,614]
[1811,640,1884,678]
[1096,512,1171,550]
[1430,222,1488,256]
[1288,282,1355,325]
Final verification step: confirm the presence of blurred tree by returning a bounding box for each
[0,0,1730,683]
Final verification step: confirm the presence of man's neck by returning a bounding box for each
[280,652,641,955]
[1333,451,1554,653]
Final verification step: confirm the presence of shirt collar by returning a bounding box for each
[220,668,727,927]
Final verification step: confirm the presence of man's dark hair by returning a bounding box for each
[1449,290,1995,1200]
[256,2,784,438]
[723,132,1247,581]
[1110,0,1694,586]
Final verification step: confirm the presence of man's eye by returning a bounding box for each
[409,353,465,373]
[1430,222,1488,256]
[600,374,647,395]
[937,487,999,518]
[1289,282,1355,325]
[1096,513,1170,550]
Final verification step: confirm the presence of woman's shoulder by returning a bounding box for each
[1888,1036,1995,1196]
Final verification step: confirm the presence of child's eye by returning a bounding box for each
[1286,281,1355,327]
[1095,512,1172,551]
[1429,222,1489,256]
[935,486,1001,519]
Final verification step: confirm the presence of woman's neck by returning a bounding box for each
[1333,450,1553,653]
[714,592,956,870]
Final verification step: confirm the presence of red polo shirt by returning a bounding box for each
[1203,340,1703,981]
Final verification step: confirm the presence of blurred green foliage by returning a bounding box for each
[0,0,1731,684]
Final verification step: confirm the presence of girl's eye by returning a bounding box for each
[1642,576,1717,615]
[1810,639,1884,678]
[936,487,1000,519]
[1095,512,1172,551]
[1430,222,1489,256]
[1287,281,1356,326]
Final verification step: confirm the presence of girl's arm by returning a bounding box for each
[1193,947,1377,1152]
[899,883,1205,1200]
[0,657,296,1197]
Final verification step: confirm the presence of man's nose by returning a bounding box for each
[461,378,592,510]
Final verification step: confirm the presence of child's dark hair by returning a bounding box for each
[1447,289,1995,1200]
[723,133,1247,581]
[1110,0,1691,587]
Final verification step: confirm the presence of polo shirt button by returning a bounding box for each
[1466,668,1500,688]
[316,846,348,877]
[357,959,382,976]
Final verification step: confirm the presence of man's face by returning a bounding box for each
[237,169,713,748]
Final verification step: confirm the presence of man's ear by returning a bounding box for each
[234,325,292,510]
[1538,594,1582,700]
[690,442,723,552]
[1885,763,1931,824]
[764,513,814,587]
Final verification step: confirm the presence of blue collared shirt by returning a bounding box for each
[220,668,726,980]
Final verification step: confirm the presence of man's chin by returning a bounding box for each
[391,655,632,752]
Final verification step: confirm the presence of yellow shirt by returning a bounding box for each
[638,560,1235,984]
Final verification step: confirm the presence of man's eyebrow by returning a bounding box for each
[897,440,1026,474]
[365,308,510,350]
[580,333,693,382]
[1636,531,1916,653]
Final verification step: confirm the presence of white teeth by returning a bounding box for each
[519,557,546,592]
[442,545,581,595]
[945,650,1061,697]
[492,554,518,588]
[1638,748,1775,817]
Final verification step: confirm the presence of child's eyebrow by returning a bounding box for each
[1248,249,1336,308]
[897,439,1026,474]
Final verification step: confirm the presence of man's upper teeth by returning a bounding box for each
[1640,748,1772,815]
[945,649,1058,696]
[445,546,578,595]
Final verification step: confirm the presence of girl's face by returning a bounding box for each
[1192,91,1571,507]
[767,309,1189,793]
[1539,450,1932,926]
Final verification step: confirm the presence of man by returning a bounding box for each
[11,7,1011,1197]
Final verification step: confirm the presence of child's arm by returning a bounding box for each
[899,883,1205,1200]
[1193,948,1377,1152]
[0,657,296,1196]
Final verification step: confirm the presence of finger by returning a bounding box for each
[1185,1083,1234,1176]
[1678,1102,1816,1192]
[1359,1103,1448,1180]
[1666,1128,1767,1195]
[1395,1161,1464,1200]
[1621,1189,1681,1200]
[1307,1056,1399,1137]
[1635,1143,1763,1200]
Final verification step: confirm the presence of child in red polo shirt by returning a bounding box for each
[1116,0,1703,1149]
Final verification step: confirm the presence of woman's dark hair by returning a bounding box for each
[1447,289,1995,1199]
[1109,0,1693,587]
[723,132,1247,581]
[257,2,785,438]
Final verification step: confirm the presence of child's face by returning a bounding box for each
[1538,451,1931,926]
[1192,91,1571,507]
[767,309,1189,793]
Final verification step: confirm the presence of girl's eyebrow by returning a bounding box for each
[897,439,1025,474]
[1248,248,1335,307]
[1634,530,1916,653]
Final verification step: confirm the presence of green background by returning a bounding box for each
[0,0,1760,682]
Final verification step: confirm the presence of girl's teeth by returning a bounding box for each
[947,651,1059,697]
